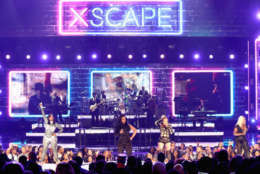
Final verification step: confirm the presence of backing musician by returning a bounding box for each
[89,92,101,126]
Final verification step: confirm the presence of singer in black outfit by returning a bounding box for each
[115,115,137,156]
[233,115,250,158]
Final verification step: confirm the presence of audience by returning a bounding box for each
[0,142,259,174]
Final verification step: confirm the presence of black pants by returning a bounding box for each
[235,136,250,158]
[118,139,132,156]
[91,111,99,126]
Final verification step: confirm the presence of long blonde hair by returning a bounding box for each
[236,115,246,128]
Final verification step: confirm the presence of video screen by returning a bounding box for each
[91,70,152,101]
[9,70,70,117]
[172,70,233,116]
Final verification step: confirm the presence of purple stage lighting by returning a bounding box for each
[209,54,214,59]
[244,86,249,90]
[5,54,11,60]
[0,89,2,94]
[244,64,248,68]
[91,53,97,59]
[194,53,200,60]
[179,54,184,59]
[77,55,82,60]
[251,118,255,123]
[56,55,61,60]
[160,54,165,59]
[128,54,133,59]
[229,54,235,59]
[142,54,147,59]
[26,54,31,60]
[0,111,2,116]
[107,54,112,59]
[42,54,48,60]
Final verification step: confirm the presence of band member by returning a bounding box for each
[89,93,101,126]
[115,115,137,156]
[233,115,250,158]
[155,115,174,159]
[39,103,63,163]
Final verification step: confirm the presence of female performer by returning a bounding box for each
[233,115,250,158]
[39,102,63,163]
[115,115,137,156]
[155,115,174,159]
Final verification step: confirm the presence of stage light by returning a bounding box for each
[160,54,165,59]
[244,64,248,68]
[245,110,249,115]
[258,62,260,68]
[179,54,184,59]
[77,55,82,60]
[107,54,112,59]
[91,53,97,59]
[142,54,147,59]
[244,86,249,90]
[0,89,2,94]
[42,54,48,60]
[56,55,61,60]
[229,54,235,59]
[251,118,256,123]
[128,54,133,59]
[5,54,11,60]
[0,111,2,116]
[26,54,31,60]
[257,11,260,20]
[194,53,200,60]
[209,54,214,59]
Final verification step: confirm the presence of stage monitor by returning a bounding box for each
[9,70,71,118]
[172,70,234,117]
[91,70,152,101]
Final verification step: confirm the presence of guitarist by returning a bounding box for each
[89,92,101,126]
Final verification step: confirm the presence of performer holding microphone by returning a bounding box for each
[39,102,63,163]
[155,115,174,159]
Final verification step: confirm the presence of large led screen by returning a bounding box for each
[172,70,233,117]
[9,70,70,117]
[91,70,152,101]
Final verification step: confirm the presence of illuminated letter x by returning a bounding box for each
[69,8,88,27]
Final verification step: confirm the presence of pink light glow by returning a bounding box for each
[257,11,260,20]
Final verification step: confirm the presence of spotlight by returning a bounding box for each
[244,110,249,115]
[257,11,260,20]
[142,54,147,59]
[244,86,249,90]
[0,111,2,116]
[128,54,133,59]
[0,89,2,94]
[5,54,11,60]
[42,54,48,60]
[194,53,200,60]
[91,53,97,59]
[244,64,248,68]
[160,54,165,59]
[251,118,255,124]
[209,54,214,59]
[56,55,61,60]
[77,55,82,60]
[258,62,260,68]
[107,54,112,59]
[179,54,184,59]
[26,54,31,60]
[229,54,235,59]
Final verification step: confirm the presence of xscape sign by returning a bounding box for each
[58,0,183,36]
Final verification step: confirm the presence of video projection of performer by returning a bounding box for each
[9,71,70,117]
[173,71,232,116]
[91,71,151,101]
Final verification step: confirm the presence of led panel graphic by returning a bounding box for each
[9,70,71,118]
[255,36,260,121]
[172,69,234,117]
[58,0,183,36]
[90,70,152,101]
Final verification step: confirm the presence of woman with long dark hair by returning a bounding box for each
[115,115,137,156]
[233,115,250,158]
[39,102,63,163]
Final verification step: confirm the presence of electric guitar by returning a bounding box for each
[89,101,104,112]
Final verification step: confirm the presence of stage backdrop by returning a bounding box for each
[0,0,257,37]
[0,64,248,119]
